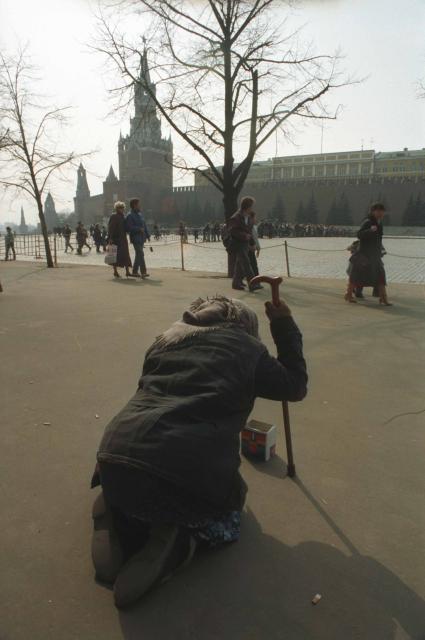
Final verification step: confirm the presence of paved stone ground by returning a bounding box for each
[1,262,425,640]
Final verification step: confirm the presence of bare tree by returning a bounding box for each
[97,0,349,221]
[0,49,88,268]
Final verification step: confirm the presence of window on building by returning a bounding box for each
[337,164,347,176]
[315,167,324,177]
[361,164,370,175]
[326,165,335,177]
[282,167,292,178]
[349,164,359,175]
[304,167,313,177]
[294,166,302,177]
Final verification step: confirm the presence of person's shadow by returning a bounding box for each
[118,495,425,640]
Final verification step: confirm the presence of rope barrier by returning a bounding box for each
[386,252,425,259]
[150,240,181,248]
[284,243,347,253]
[185,241,224,251]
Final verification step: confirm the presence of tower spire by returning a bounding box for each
[76,163,90,198]
[19,205,28,234]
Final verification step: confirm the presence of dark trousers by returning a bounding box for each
[5,244,16,260]
[132,242,146,275]
[232,244,254,287]
[64,238,73,252]
[249,251,259,277]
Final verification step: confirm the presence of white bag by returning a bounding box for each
[104,244,117,265]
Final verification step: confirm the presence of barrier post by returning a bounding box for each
[180,234,185,271]
[284,240,291,278]
[36,235,41,259]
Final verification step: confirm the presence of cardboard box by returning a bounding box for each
[241,419,276,461]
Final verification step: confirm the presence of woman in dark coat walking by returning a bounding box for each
[108,202,135,278]
[91,294,307,608]
[345,202,392,305]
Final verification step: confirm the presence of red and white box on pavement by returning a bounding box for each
[241,419,277,462]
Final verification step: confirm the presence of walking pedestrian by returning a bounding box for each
[345,203,392,306]
[228,196,262,292]
[101,226,108,252]
[76,222,91,255]
[5,227,16,261]
[63,224,74,253]
[108,202,135,279]
[126,198,151,278]
[248,211,261,278]
[93,224,102,253]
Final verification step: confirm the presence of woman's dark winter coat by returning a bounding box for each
[349,215,386,287]
[108,212,132,268]
[96,317,307,513]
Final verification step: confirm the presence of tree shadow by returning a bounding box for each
[118,508,425,640]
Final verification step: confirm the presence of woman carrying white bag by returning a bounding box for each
[106,202,136,279]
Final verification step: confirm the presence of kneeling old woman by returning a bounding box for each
[91,294,307,608]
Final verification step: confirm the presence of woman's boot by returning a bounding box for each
[344,283,357,303]
[379,285,393,306]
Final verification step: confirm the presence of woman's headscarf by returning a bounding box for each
[155,295,259,349]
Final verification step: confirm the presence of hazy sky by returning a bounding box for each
[1,0,424,224]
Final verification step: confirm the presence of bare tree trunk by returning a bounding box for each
[35,195,54,268]
[223,187,238,277]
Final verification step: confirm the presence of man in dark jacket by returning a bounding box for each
[126,198,151,278]
[93,224,102,253]
[91,294,307,608]
[228,196,262,291]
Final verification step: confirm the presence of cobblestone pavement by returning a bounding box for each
[17,235,425,284]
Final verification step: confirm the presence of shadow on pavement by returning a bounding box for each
[111,278,163,287]
[118,509,425,640]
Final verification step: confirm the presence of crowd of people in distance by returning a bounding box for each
[57,223,109,255]
[257,221,354,238]
[178,221,355,243]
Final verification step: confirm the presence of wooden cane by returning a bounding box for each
[250,274,296,477]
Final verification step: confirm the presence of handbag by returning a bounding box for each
[104,244,117,265]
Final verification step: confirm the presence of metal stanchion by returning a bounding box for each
[180,234,185,271]
[284,240,291,278]
[36,235,42,260]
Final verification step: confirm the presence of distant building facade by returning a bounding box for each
[189,148,425,225]
[195,148,425,186]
